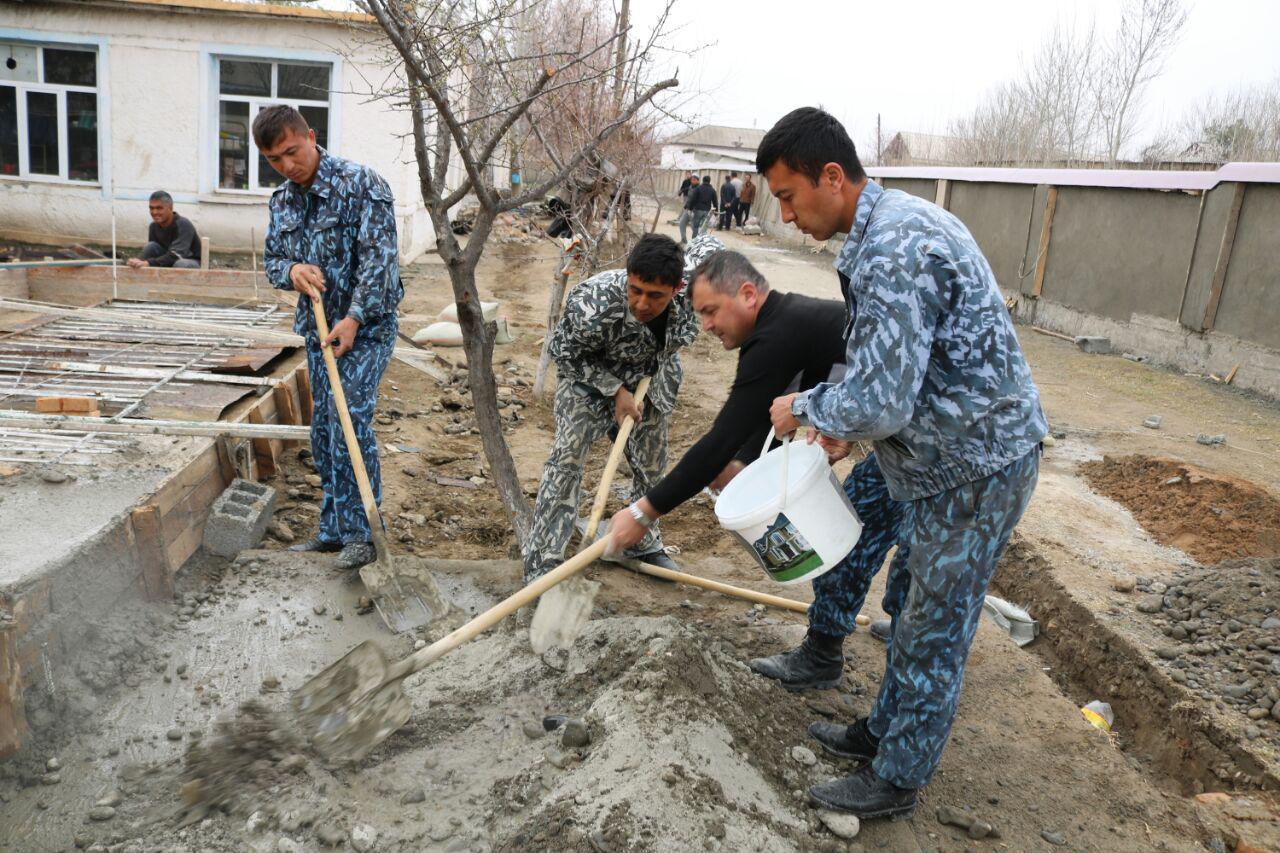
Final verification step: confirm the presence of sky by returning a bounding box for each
[622,0,1280,153]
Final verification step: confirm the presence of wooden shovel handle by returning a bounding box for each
[625,561,809,614]
[582,376,651,544]
[387,535,611,682]
[311,297,388,562]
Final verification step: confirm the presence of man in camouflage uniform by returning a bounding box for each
[522,233,724,583]
[260,105,403,571]
[762,108,1046,819]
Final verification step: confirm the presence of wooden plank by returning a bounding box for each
[150,445,221,519]
[0,410,311,440]
[273,382,301,448]
[1031,186,1058,298]
[934,178,951,210]
[130,505,174,599]
[246,407,277,477]
[199,237,211,271]
[0,622,27,759]
[214,436,236,484]
[296,365,313,426]
[1201,182,1246,333]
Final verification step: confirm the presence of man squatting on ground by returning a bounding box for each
[522,233,724,584]
[259,104,404,571]
[127,190,202,269]
[605,250,904,673]
[758,107,1047,819]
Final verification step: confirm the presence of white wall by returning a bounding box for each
[0,3,435,261]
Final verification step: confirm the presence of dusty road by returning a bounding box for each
[1,214,1277,851]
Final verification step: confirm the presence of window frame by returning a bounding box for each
[211,54,334,196]
[0,40,101,186]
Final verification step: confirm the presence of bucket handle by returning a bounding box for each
[760,427,792,509]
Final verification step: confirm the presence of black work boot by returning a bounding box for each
[336,541,376,570]
[748,630,844,691]
[869,618,892,643]
[809,762,918,820]
[808,716,880,761]
[288,536,342,553]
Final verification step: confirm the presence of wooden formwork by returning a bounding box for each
[0,265,308,759]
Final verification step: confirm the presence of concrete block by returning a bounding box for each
[1074,335,1112,355]
[202,478,277,558]
[1143,416,1162,429]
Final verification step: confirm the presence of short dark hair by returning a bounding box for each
[252,104,311,150]
[730,171,738,178]
[756,107,865,185]
[626,233,684,288]
[689,250,770,299]
[702,175,711,183]
[148,190,173,205]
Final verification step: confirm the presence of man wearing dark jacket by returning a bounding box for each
[678,176,718,244]
[128,191,201,269]
[718,175,738,230]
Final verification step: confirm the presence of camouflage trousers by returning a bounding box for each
[304,324,395,545]
[866,448,1040,789]
[808,452,905,637]
[522,379,669,582]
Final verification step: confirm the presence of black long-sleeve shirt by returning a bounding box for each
[146,212,202,268]
[685,183,717,212]
[646,290,847,514]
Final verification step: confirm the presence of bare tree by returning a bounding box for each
[361,0,677,543]
[1175,76,1280,162]
[1091,0,1188,165]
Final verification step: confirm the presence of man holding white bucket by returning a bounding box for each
[605,250,906,690]
[761,107,1046,821]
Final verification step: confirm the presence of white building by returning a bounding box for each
[660,125,763,173]
[0,0,437,261]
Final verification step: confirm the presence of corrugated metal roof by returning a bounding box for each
[668,125,765,151]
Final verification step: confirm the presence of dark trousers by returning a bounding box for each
[735,202,751,226]
[718,204,736,230]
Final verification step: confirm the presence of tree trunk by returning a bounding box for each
[533,249,571,399]
[442,219,533,545]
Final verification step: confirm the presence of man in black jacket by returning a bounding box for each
[718,175,738,230]
[678,175,718,244]
[128,191,202,269]
[606,250,905,688]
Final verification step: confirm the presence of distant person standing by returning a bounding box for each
[679,175,716,244]
[677,170,693,202]
[127,191,201,269]
[730,171,744,224]
[717,174,738,230]
[737,174,757,226]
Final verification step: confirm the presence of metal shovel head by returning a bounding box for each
[359,555,451,634]
[292,640,412,762]
[529,573,601,655]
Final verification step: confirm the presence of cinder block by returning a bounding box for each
[202,478,277,558]
[1074,336,1112,355]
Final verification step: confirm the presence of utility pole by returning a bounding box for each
[876,113,882,166]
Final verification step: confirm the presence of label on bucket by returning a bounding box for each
[731,511,823,583]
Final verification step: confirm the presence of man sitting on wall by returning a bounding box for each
[127,191,202,269]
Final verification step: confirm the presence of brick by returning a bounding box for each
[202,478,277,557]
[59,397,97,413]
[35,397,62,413]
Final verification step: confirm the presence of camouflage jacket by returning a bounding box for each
[265,148,403,343]
[550,235,724,414]
[792,180,1047,501]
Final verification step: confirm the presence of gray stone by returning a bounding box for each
[95,791,122,808]
[350,824,379,852]
[1196,433,1226,446]
[1074,336,1112,355]
[1156,647,1181,660]
[39,469,69,484]
[522,721,546,740]
[817,810,860,839]
[88,806,116,822]
[1143,416,1162,429]
[1040,830,1067,846]
[400,788,427,805]
[277,839,303,853]
[1136,595,1165,614]
[1245,726,1261,740]
[315,822,346,847]
[560,719,591,748]
[790,745,817,766]
[203,479,278,557]
[1112,576,1136,593]
[1261,617,1280,630]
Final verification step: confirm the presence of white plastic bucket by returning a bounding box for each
[714,436,862,585]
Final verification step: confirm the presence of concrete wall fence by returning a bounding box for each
[673,162,1280,399]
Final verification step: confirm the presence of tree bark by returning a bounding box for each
[533,251,571,399]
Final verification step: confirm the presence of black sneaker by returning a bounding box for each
[869,618,892,643]
[748,630,843,691]
[808,717,879,761]
[336,541,376,570]
[288,536,342,553]
[635,549,680,571]
[809,762,917,820]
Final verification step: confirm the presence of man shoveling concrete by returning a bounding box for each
[760,107,1046,821]
[605,249,906,690]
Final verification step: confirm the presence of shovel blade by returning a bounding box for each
[292,641,414,762]
[360,556,451,633]
[529,573,600,654]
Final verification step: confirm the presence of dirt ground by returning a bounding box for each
[2,214,1278,851]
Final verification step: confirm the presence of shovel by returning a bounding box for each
[528,377,651,653]
[311,297,447,633]
[293,534,611,762]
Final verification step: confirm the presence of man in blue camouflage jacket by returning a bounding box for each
[523,233,723,583]
[259,105,404,571]
[761,108,1046,820]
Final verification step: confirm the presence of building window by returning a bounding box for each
[216,58,330,192]
[0,43,99,182]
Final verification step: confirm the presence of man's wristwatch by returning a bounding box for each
[628,503,654,528]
